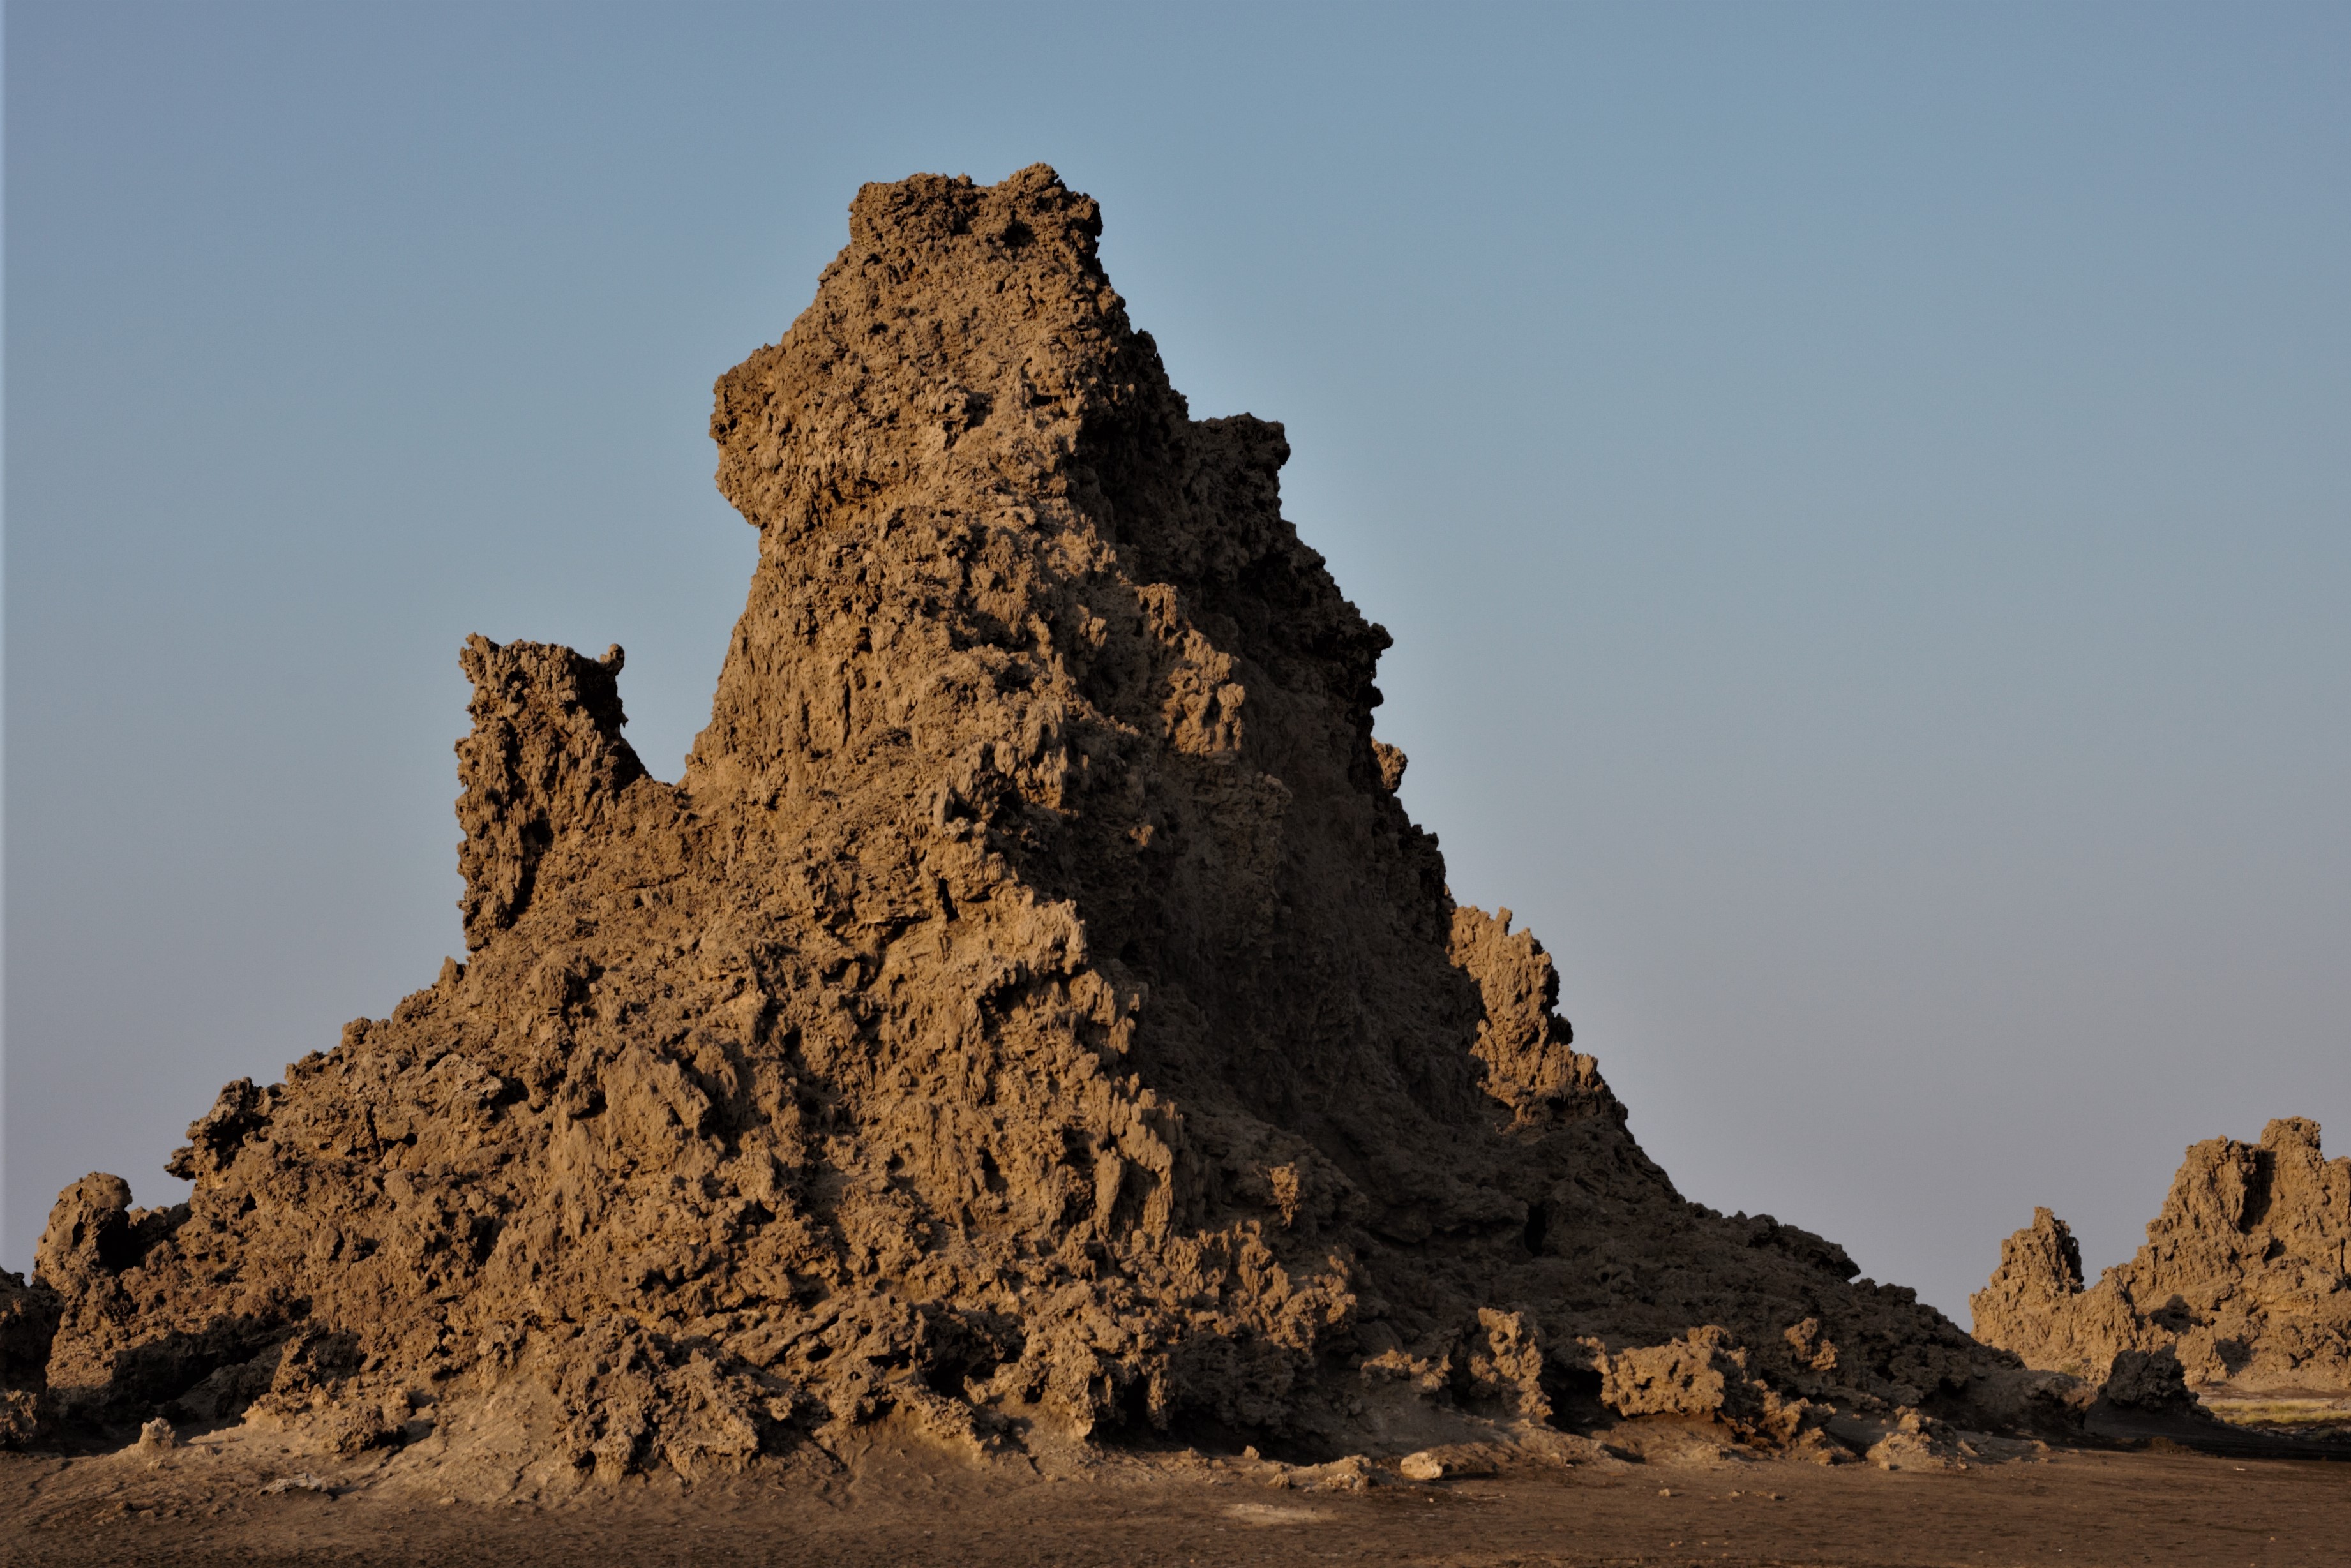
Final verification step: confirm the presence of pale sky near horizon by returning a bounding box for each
[6,3,2347,1323]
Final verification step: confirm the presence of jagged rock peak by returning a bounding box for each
[1973,1120,2351,1393]
[19,168,2027,1477]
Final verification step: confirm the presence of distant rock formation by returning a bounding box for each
[29,166,2046,1478]
[1973,1119,2351,1394]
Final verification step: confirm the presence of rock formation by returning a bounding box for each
[1973,1119,2351,1394]
[0,1269,58,1447]
[27,167,2047,1478]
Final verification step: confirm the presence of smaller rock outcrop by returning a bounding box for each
[1973,1119,2351,1395]
[452,636,643,950]
[1596,1325,1812,1448]
[0,1269,60,1447]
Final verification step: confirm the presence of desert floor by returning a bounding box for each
[3,1429,2345,1567]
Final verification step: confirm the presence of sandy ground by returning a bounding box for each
[3,1429,2345,1567]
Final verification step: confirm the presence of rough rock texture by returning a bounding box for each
[1974,1119,2351,1394]
[36,166,2034,1480]
[0,1268,59,1447]
[1594,1325,1814,1446]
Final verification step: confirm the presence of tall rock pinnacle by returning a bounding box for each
[22,168,2027,1480]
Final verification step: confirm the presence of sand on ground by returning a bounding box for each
[4,1431,2343,1567]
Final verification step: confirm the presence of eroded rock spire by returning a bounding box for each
[1975,1119,2350,1394]
[19,167,2035,1479]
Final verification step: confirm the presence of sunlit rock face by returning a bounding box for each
[29,166,2018,1477]
[1976,1118,2351,1395]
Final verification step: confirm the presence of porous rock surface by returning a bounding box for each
[0,1268,58,1446]
[29,167,2041,1477]
[1973,1119,2351,1394]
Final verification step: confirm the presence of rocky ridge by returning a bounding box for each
[13,167,2066,1484]
[1974,1119,2351,1395]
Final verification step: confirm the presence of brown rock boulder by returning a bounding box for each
[1600,1325,1764,1422]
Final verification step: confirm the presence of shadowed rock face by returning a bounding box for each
[30,166,2024,1474]
[0,1269,58,1447]
[1974,1119,2351,1393]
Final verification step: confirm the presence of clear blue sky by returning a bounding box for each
[7,3,2347,1321]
